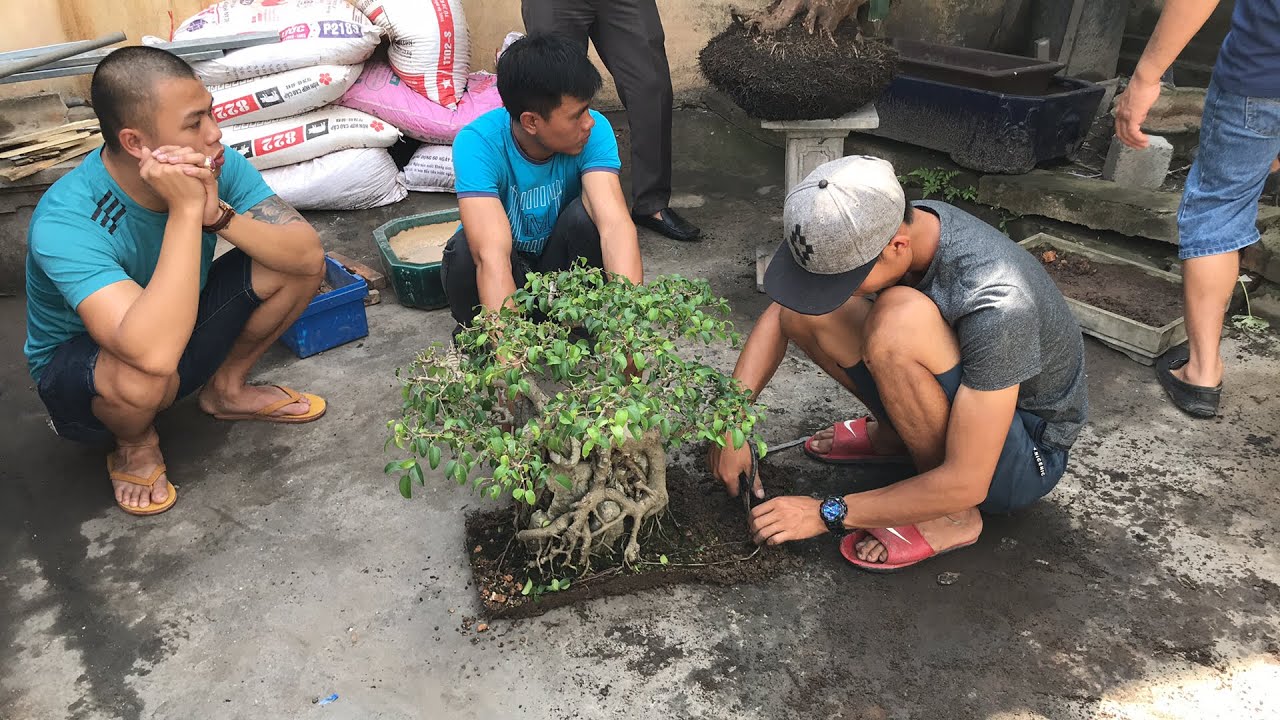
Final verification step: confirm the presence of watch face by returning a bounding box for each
[820,498,843,522]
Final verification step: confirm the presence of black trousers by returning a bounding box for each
[441,197,604,326]
[522,0,674,216]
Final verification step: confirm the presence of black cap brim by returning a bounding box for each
[763,242,878,316]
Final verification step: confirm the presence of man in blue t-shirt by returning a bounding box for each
[1115,0,1280,418]
[24,47,328,516]
[443,33,643,327]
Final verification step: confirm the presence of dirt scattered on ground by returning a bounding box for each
[1031,244,1182,327]
[699,17,897,121]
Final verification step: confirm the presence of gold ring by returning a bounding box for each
[204,156,213,170]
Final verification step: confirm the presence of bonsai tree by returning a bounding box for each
[387,262,764,576]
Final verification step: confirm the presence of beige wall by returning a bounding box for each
[0,0,208,100]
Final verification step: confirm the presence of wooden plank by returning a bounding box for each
[326,251,389,290]
[0,131,90,159]
[0,119,98,148]
[1,134,102,182]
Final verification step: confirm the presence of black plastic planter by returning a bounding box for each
[891,38,1065,95]
[870,74,1106,174]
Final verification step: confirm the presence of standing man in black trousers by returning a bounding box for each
[522,0,702,242]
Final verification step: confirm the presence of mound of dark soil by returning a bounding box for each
[1031,245,1183,327]
[699,17,898,121]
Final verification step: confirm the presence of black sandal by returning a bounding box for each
[1155,344,1221,418]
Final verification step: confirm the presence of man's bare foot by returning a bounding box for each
[854,508,983,564]
[110,436,172,510]
[198,383,311,419]
[807,417,907,456]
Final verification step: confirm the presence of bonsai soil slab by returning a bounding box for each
[465,460,907,620]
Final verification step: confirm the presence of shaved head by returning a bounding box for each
[91,46,200,152]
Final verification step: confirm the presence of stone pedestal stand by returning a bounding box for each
[755,104,880,291]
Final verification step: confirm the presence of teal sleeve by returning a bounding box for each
[579,111,621,175]
[454,126,504,198]
[29,217,129,311]
[218,144,276,212]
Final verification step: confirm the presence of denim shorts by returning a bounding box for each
[35,249,262,445]
[842,363,1069,514]
[1178,78,1280,260]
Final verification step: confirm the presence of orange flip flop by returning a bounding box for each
[212,385,327,424]
[107,457,177,516]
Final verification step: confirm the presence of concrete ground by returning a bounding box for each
[3,108,1279,720]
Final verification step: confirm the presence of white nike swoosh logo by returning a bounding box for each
[842,419,859,438]
[885,527,912,545]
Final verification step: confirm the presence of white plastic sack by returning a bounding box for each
[211,64,362,127]
[401,144,455,193]
[260,148,406,210]
[168,0,381,84]
[352,0,470,109]
[222,107,401,171]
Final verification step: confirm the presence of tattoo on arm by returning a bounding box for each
[245,195,305,225]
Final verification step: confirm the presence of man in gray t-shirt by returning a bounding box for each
[709,156,1087,572]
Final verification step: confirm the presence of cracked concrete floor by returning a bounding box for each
[2,108,1279,720]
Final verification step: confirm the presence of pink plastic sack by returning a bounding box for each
[338,60,503,145]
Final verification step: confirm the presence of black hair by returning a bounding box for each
[903,201,915,225]
[91,46,199,152]
[496,33,602,120]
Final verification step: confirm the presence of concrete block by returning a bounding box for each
[1242,208,1280,283]
[980,171,1280,281]
[979,170,1181,242]
[1103,134,1173,190]
[1142,87,1207,135]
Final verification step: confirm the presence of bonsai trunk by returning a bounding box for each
[740,0,867,39]
[517,430,669,575]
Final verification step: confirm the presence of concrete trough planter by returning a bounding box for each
[1019,233,1186,365]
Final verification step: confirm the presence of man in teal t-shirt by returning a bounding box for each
[24,46,328,516]
[442,33,643,327]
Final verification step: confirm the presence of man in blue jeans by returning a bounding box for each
[1115,0,1280,417]
[708,156,1088,571]
[24,47,327,516]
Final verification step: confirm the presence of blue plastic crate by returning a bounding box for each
[279,257,369,358]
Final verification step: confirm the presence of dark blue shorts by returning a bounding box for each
[843,362,1068,514]
[35,249,262,446]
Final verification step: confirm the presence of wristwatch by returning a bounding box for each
[202,199,235,234]
[819,496,850,537]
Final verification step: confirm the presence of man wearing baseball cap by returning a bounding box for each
[709,156,1088,571]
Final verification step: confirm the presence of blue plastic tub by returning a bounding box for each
[279,256,369,358]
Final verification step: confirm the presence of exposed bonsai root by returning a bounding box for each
[517,431,669,576]
[738,0,866,41]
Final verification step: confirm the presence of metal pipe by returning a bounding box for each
[0,31,126,81]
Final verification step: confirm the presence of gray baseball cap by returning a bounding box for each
[764,155,906,315]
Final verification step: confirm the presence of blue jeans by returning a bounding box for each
[1178,78,1280,260]
[35,249,262,446]
[842,363,1069,514]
